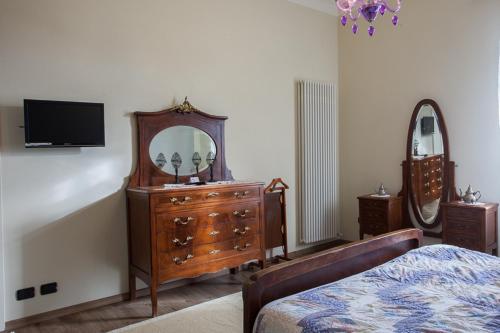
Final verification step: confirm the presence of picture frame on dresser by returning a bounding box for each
[126,99,266,317]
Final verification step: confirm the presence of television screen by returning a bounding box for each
[421,116,435,135]
[24,99,105,148]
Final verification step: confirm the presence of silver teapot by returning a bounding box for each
[459,185,482,204]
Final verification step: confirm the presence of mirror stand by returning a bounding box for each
[399,99,459,238]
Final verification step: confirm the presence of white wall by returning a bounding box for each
[339,0,500,242]
[0,149,5,330]
[0,0,338,321]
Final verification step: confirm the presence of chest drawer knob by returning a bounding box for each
[234,191,250,199]
[208,212,220,218]
[173,254,194,265]
[207,192,220,198]
[234,243,252,251]
[208,230,220,236]
[233,209,251,218]
[173,217,194,225]
[172,236,194,247]
[209,249,221,255]
[170,196,192,205]
[233,226,251,235]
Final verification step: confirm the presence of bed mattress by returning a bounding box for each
[254,245,500,333]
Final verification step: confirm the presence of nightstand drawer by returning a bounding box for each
[445,233,480,251]
[359,199,387,211]
[445,219,478,235]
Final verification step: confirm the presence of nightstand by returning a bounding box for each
[358,195,402,240]
[441,201,498,255]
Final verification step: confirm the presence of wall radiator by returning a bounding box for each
[297,80,338,244]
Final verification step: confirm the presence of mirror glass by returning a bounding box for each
[410,104,445,225]
[149,126,216,176]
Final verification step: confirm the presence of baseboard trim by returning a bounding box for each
[4,240,349,331]
[4,270,227,332]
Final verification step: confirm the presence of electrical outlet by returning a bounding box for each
[16,287,35,300]
[40,282,58,295]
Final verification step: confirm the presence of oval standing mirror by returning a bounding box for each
[149,126,217,176]
[407,99,450,229]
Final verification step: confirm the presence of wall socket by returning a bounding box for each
[16,287,35,301]
[40,282,58,295]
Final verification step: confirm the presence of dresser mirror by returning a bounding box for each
[149,126,217,176]
[400,99,458,236]
[129,98,233,187]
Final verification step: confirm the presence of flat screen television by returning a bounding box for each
[24,99,105,148]
[420,116,435,135]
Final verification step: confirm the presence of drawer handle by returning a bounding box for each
[170,196,192,205]
[234,243,252,251]
[208,230,220,236]
[233,209,251,218]
[172,236,194,247]
[424,182,430,188]
[173,217,194,225]
[234,191,250,199]
[207,192,220,198]
[208,212,220,218]
[173,254,194,265]
[234,226,251,235]
[209,249,221,255]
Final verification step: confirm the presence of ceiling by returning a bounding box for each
[288,0,338,16]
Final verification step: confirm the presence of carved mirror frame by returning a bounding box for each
[399,99,458,237]
[128,99,233,187]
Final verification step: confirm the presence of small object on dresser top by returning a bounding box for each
[458,185,482,204]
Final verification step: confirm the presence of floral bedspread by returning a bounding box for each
[254,245,500,333]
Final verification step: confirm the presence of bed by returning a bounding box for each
[243,229,500,333]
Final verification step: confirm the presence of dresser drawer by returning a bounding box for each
[445,233,480,251]
[446,207,482,223]
[359,199,387,211]
[152,186,261,210]
[157,218,260,250]
[155,202,260,233]
[361,221,388,236]
[445,219,479,235]
[158,235,260,272]
[359,208,387,221]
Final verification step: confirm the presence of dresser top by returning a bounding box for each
[127,180,264,194]
[358,194,402,201]
[441,201,499,210]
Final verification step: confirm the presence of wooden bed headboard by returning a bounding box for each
[243,229,423,333]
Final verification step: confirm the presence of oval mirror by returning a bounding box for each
[149,126,217,176]
[408,100,449,228]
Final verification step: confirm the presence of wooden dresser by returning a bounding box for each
[126,100,265,316]
[358,195,402,240]
[411,155,444,207]
[441,201,498,255]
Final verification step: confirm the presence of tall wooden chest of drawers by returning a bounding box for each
[411,155,444,207]
[127,181,266,316]
[441,201,498,255]
[358,195,402,240]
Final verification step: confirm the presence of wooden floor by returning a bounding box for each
[9,240,348,333]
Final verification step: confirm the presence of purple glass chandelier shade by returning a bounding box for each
[337,0,402,37]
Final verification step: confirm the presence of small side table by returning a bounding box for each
[358,195,402,240]
[441,201,498,255]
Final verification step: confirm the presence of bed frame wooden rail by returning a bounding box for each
[243,229,423,333]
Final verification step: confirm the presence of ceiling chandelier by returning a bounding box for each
[335,0,402,37]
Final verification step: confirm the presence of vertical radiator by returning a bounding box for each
[297,80,338,244]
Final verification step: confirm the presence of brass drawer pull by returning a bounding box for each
[172,236,194,247]
[207,192,220,198]
[173,254,194,265]
[173,217,194,225]
[233,209,251,218]
[170,196,192,205]
[234,191,250,199]
[208,230,220,236]
[233,226,251,235]
[209,249,221,255]
[234,243,252,251]
[208,212,220,218]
